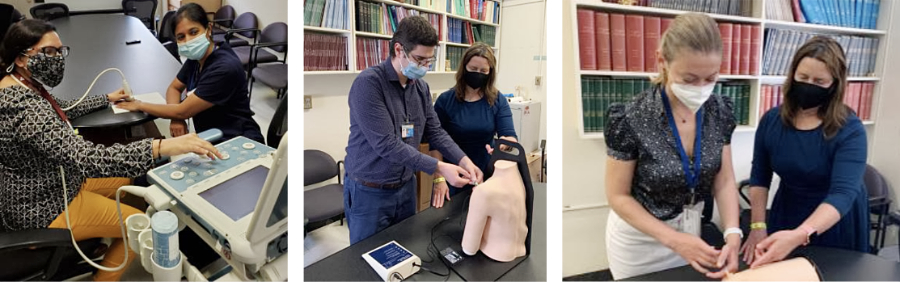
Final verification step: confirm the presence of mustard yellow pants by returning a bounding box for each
[47,178,142,281]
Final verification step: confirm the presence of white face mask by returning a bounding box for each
[669,82,716,113]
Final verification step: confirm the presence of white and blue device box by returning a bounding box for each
[362,241,421,282]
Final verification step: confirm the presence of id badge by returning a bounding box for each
[681,201,704,236]
[401,123,415,138]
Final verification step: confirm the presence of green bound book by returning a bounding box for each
[742,84,750,125]
[599,77,608,132]
[581,77,591,132]
[597,77,606,132]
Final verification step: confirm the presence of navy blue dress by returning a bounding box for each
[433,89,517,196]
[750,107,869,252]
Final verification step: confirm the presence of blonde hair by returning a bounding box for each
[651,13,723,85]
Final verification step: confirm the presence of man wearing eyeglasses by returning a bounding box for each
[344,16,483,244]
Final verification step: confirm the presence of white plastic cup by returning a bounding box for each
[125,214,151,253]
[139,229,154,273]
[151,251,184,282]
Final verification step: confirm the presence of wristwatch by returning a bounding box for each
[798,225,817,246]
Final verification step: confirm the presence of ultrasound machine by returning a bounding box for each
[123,130,288,281]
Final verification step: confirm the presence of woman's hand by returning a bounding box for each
[170,119,189,137]
[750,229,807,268]
[432,181,451,208]
[741,229,768,264]
[707,235,741,279]
[664,232,721,276]
[158,133,223,159]
[106,88,130,102]
[485,136,518,155]
[114,100,141,112]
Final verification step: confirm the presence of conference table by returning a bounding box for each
[50,14,181,129]
[625,246,900,281]
[305,183,547,281]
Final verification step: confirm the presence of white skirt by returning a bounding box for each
[605,206,703,280]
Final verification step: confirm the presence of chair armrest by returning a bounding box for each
[0,228,73,251]
[254,41,288,49]
[225,28,260,41]
[212,18,234,25]
[251,42,288,57]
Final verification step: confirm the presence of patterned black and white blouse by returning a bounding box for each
[0,85,154,231]
[604,85,736,221]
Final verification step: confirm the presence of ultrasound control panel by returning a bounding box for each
[148,136,275,194]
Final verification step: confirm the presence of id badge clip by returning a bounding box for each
[401,118,414,139]
[680,190,703,236]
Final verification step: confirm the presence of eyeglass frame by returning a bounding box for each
[404,51,436,68]
[21,46,71,58]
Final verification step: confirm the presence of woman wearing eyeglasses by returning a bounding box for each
[0,19,222,281]
[114,3,264,144]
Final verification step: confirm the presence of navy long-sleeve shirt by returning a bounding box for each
[345,59,466,184]
[432,89,517,176]
[750,107,869,252]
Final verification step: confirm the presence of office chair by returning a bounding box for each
[29,3,69,21]
[122,0,158,34]
[157,11,180,63]
[267,95,287,148]
[864,165,892,254]
[210,5,236,35]
[242,23,288,98]
[214,12,258,47]
[234,22,286,69]
[11,7,24,23]
[888,210,900,259]
[0,229,105,280]
[304,150,345,234]
[0,4,14,41]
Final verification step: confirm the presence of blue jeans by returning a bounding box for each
[343,175,418,244]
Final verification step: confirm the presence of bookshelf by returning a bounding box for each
[304,0,503,74]
[571,0,892,139]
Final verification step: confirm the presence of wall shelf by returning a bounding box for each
[304,0,503,73]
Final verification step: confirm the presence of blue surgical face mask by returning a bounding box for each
[178,33,211,61]
[401,52,429,80]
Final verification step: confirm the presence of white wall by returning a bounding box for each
[304,1,547,163]
[222,0,286,29]
[870,0,900,249]
[496,0,547,140]
[561,0,611,276]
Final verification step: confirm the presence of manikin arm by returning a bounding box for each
[461,193,488,255]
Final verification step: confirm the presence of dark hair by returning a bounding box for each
[389,16,438,59]
[780,36,848,139]
[171,3,210,36]
[454,43,499,106]
[0,19,56,76]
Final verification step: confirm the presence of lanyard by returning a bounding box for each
[12,73,72,130]
[660,89,703,194]
[399,85,410,123]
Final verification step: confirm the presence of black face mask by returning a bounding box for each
[788,81,834,110]
[464,69,490,89]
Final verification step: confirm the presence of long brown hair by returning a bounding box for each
[780,36,848,139]
[650,13,721,86]
[454,43,499,106]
